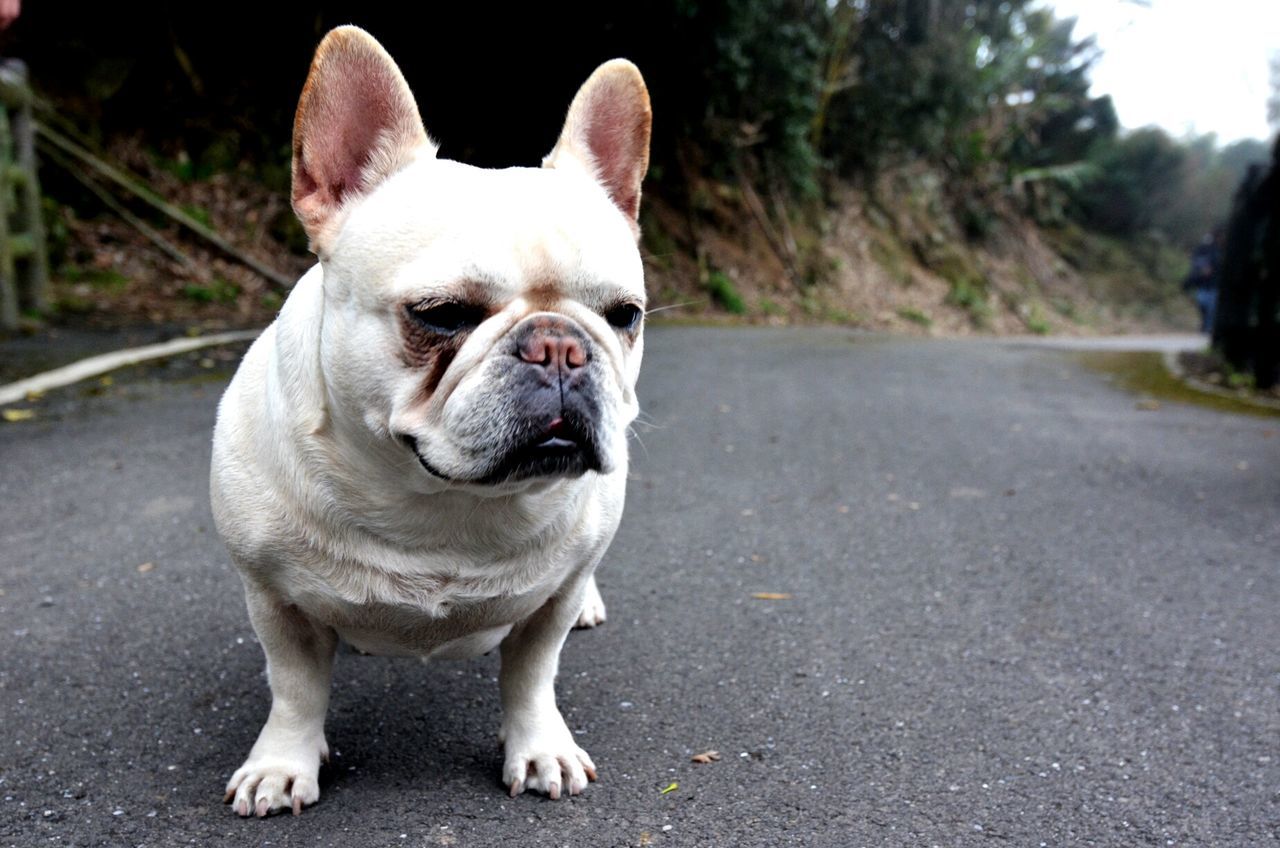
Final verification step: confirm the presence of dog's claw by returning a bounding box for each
[503,729,596,799]
[574,577,608,629]
[225,747,324,818]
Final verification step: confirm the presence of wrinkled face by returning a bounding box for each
[319,158,645,491]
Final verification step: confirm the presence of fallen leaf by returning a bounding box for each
[99,375,114,387]
[660,782,679,795]
[2,409,36,422]
[24,389,45,401]
[691,751,722,764]
[137,562,155,573]
[752,592,792,601]
[1135,399,1161,411]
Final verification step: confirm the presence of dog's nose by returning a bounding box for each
[515,324,588,372]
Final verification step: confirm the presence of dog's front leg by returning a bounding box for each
[225,580,337,817]
[499,578,597,799]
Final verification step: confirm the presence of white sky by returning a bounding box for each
[1044,0,1280,143]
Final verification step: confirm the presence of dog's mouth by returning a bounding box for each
[401,416,603,485]
[478,415,603,484]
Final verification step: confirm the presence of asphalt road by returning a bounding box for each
[2,327,1278,847]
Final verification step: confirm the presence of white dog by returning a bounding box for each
[209,26,650,817]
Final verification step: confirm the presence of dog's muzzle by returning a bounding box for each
[475,318,606,483]
[405,316,611,485]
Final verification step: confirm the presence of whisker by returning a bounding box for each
[630,416,664,433]
[627,424,650,459]
[645,300,703,316]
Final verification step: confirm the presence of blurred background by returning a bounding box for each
[1,0,1277,383]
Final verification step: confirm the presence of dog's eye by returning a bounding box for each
[407,301,487,335]
[603,303,643,332]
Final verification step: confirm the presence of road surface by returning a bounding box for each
[1,328,1277,846]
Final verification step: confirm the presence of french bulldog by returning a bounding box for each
[210,25,650,817]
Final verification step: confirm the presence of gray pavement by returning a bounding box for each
[1,327,1278,847]
[1001,332,1208,353]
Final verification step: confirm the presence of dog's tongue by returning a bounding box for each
[537,418,577,450]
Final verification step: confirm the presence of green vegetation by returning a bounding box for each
[182,278,239,304]
[945,279,992,326]
[758,297,786,317]
[1024,304,1051,335]
[669,0,1269,257]
[705,270,747,314]
[180,204,213,230]
[60,266,129,291]
[897,307,932,328]
[25,3,1274,327]
[1078,351,1280,419]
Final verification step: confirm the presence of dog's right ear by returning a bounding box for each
[292,26,434,258]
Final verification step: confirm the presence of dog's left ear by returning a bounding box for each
[544,60,651,237]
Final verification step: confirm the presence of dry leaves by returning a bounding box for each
[751,592,792,601]
[691,750,722,764]
[136,562,155,573]
[2,409,36,422]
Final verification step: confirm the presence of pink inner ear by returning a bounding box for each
[294,46,421,216]
[580,85,649,221]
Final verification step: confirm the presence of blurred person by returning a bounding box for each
[1184,228,1223,334]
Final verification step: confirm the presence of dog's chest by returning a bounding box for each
[276,533,587,658]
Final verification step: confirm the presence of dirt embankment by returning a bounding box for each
[640,164,1195,336]
[32,141,1195,336]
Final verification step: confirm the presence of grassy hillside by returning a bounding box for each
[32,136,1195,336]
[638,166,1195,335]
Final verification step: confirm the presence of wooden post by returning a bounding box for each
[0,60,50,331]
[0,99,16,330]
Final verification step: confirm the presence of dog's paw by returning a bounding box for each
[502,725,597,799]
[224,737,328,817]
[574,577,607,629]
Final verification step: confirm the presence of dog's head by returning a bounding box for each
[291,27,650,492]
